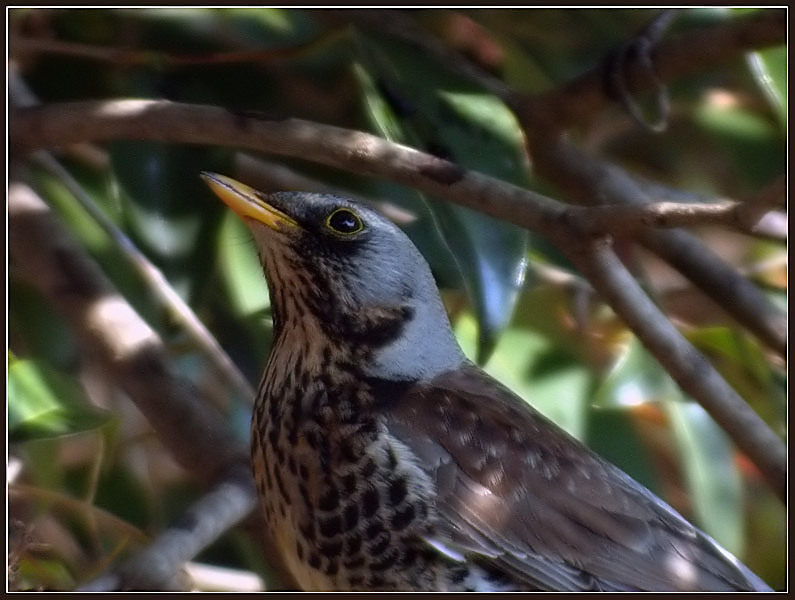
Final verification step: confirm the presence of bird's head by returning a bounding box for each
[202,172,464,380]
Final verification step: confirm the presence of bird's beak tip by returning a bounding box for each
[201,171,298,231]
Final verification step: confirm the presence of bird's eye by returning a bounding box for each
[326,208,364,235]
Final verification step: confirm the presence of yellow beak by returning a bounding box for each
[201,172,298,230]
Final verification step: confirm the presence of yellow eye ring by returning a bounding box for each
[326,208,364,235]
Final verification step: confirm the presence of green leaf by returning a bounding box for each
[592,336,682,408]
[747,45,787,129]
[217,211,271,316]
[586,406,663,498]
[109,141,225,302]
[8,354,114,442]
[353,31,530,362]
[665,401,744,555]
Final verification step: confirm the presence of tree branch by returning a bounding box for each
[562,198,784,237]
[9,99,785,500]
[78,466,258,591]
[531,135,786,359]
[562,236,786,502]
[8,176,249,487]
[512,8,786,133]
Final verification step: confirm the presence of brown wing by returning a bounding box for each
[384,362,769,591]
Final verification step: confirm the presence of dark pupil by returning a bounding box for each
[330,210,359,233]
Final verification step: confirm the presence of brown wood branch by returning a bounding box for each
[511,8,786,134]
[9,99,786,500]
[8,177,249,487]
[530,134,786,359]
[563,237,786,502]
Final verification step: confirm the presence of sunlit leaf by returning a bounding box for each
[8,354,114,442]
[665,401,744,554]
[592,336,682,409]
[747,45,787,129]
[217,211,271,316]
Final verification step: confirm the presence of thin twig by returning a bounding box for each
[31,151,256,405]
[563,237,786,502]
[78,466,257,591]
[531,135,786,358]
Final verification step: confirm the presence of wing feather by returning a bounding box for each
[384,362,769,591]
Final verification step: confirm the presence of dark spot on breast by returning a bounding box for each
[450,565,469,584]
[370,548,399,572]
[367,530,391,555]
[324,559,339,576]
[360,458,377,478]
[390,504,415,531]
[341,472,357,494]
[318,485,340,511]
[298,482,312,509]
[344,532,362,555]
[299,520,316,542]
[388,477,408,506]
[319,514,342,538]
[296,540,305,561]
[345,556,366,570]
[365,521,384,540]
[268,427,280,449]
[385,446,398,469]
[367,574,385,588]
[361,486,380,518]
[299,462,310,481]
[304,429,317,449]
[308,552,322,569]
[273,468,290,504]
[319,538,343,559]
[343,502,359,530]
[399,545,418,567]
[340,438,359,463]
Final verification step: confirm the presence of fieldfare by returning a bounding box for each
[202,172,771,592]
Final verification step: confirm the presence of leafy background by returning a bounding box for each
[8,8,786,591]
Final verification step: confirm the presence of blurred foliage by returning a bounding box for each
[8,8,786,591]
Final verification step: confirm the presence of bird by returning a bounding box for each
[201,172,772,592]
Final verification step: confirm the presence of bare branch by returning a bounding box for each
[9,100,785,499]
[78,467,257,591]
[563,198,784,237]
[9,99,568,234]
[531,136,786,359]
[8,176,248,486]
[512,8,786,133]
[564,237,786,501]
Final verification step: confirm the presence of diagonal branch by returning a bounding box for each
[8,175,250,487]
[78,466,258,591]
[530,136,786,359]
[562,235,786,502]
